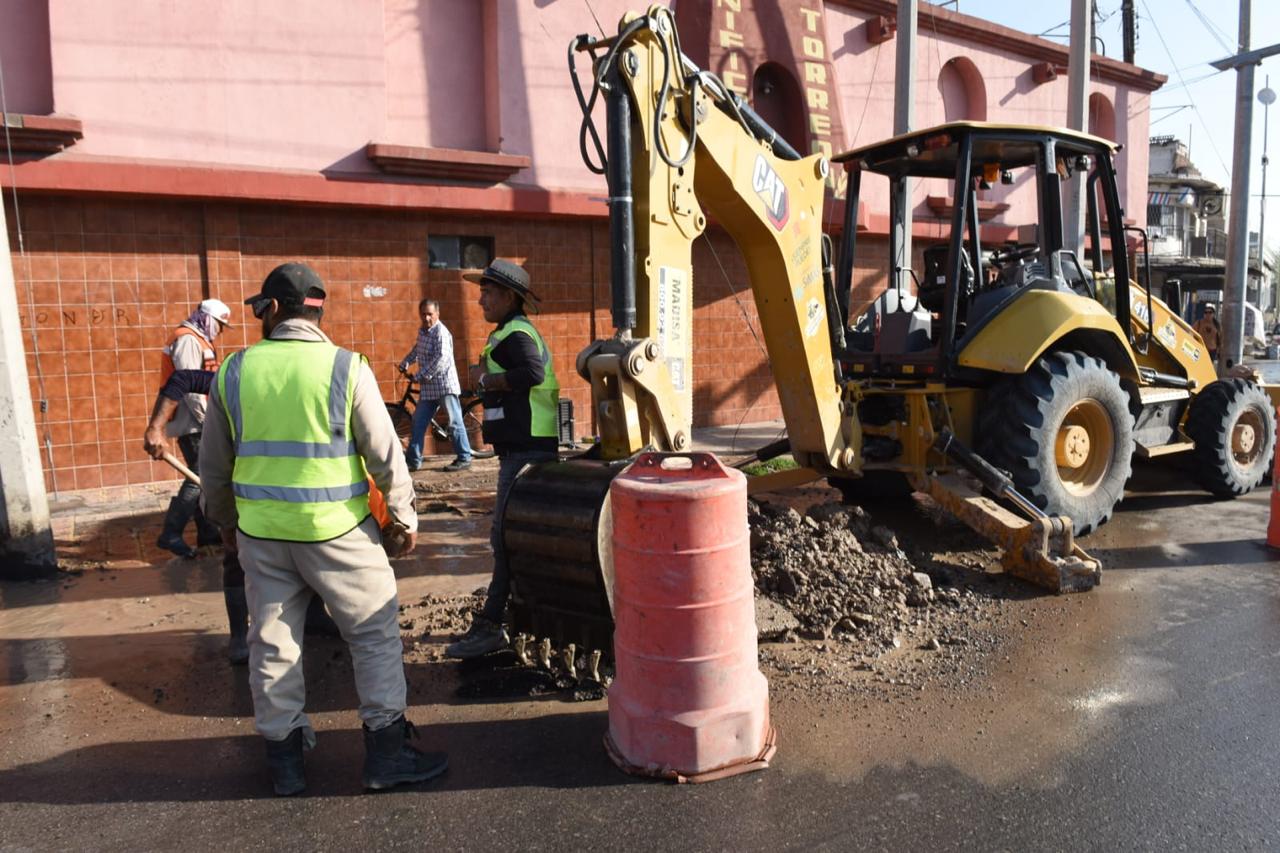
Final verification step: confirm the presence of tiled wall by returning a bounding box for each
[6,194,788,495]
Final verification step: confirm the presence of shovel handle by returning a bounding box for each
[162,451,201,486]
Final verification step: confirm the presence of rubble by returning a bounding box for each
[748,494,1018,695]
[751,499,969,648]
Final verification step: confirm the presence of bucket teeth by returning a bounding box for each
[587,649,602,683]
[538,637,553,670]
[561,643,577,679]
[513,634,531,666]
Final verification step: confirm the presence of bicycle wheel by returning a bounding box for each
[463,397,495,458]
[386,403,412,449]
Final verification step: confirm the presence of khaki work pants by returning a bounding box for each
[237,515,406,741]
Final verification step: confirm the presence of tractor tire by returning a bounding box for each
[985,351,1135,537]
[829,470,915,505]
[1184,378,1275,497]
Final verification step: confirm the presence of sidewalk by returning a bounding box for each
[37,420,791,573]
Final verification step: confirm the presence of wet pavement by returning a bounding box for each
[2,450,1279,850]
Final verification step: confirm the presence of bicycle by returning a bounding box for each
[386,374,495,459]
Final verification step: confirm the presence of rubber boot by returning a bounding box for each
[223,587,249,665]
[264,728,307,796]
[195,507,223,549]
[362,716,448,791]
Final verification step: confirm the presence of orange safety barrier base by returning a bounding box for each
[603,725,778,784]
[1269,406,1280,550]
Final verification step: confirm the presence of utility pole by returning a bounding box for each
[1208,3,1280,367]
[887,0,917,311]
[1260,77,1274,314]
[1121,0,1136,65]
[0,198,57,579]
[1064,0,1092,253]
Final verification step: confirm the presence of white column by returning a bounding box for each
[0,198,57,579]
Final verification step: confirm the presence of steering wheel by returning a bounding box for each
[989,243,1040,267]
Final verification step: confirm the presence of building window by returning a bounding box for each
[1147,204,1176,229]
[428,235,494,270]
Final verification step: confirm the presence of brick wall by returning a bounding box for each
[6,194,784,494]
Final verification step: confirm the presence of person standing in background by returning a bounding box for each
[1194,303,1221,363]
[398,298,473,472]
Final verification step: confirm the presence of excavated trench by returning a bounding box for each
[398,478,1028,702]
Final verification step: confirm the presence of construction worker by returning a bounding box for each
[156,298,233,558]
[446,259,559,659]
[1194,302,1222,363]
[397,298,473,472]
[200,262,446,796]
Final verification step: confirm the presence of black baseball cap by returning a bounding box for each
[244,262,327,309]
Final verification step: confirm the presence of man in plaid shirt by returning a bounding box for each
[398,299,473,471]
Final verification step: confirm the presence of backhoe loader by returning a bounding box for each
[496,7,1276,664]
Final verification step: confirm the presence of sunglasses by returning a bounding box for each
[250,297,274,319]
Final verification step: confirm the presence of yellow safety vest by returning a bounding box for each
[481,316,559,444]
[216,339,369,541]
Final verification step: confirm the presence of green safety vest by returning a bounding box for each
[216,339,370,542]
[481,316,559,443]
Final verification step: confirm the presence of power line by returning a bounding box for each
[1138,0,1231,177]
[1184,0,1235,53]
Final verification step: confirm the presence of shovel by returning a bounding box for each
[162,451,201,486]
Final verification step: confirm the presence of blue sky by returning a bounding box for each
[952,0,1280,258]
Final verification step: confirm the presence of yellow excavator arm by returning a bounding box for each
[573,6,858,474]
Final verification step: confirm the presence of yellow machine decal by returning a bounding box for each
[804,297,824,338]
[1181,339,1200,362]
[752,153,790,229]
[657,266,688,390]
[1156,319,1177,348]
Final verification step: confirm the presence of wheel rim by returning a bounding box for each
[1231,406,1266,469]
[1054,398,1114,497]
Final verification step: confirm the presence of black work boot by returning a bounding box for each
[445,616,508,659]
[223,587,249,665]
[362,716,448,791]
[264,728,307,796]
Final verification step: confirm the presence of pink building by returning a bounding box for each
[1,0,1163,494]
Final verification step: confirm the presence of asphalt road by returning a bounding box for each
[2,465,1279,851]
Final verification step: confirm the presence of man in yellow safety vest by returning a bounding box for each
[200,262,446,796]
[446,259,560,659]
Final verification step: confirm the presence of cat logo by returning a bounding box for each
[752,154,790,230]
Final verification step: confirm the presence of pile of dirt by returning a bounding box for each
[750,500,977,648]
[745,491,1035,699]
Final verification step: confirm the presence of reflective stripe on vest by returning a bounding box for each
[218,340,370,542]
[481,316,559,438]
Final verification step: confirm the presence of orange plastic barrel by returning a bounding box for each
[604,452,776,782]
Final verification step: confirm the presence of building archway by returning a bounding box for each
[938,56,987,123]
[1089,93,1116,140]
[752,62,807,154]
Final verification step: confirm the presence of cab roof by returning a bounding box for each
[832,121,1118,177]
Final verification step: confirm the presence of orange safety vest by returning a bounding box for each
[161,326,218,384]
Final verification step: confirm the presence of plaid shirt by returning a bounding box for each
[399,322,461,399]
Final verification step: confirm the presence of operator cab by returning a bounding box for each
[831,122,1132,379]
